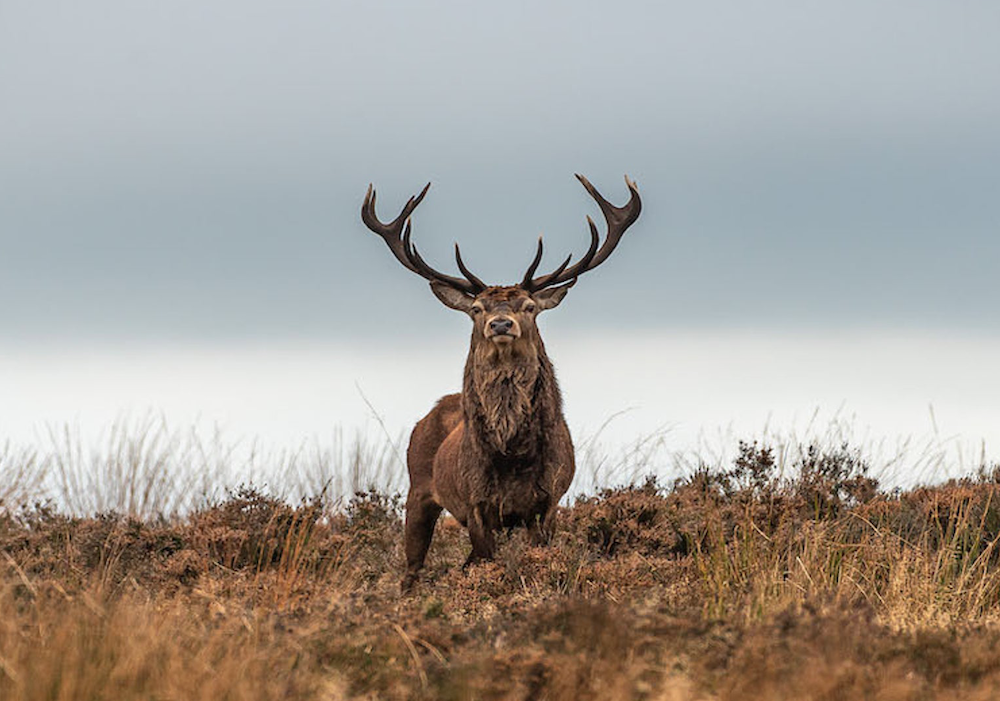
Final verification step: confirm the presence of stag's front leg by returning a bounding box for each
[401,491,443,592]
[463,503,497,568]
[527,502,557,546]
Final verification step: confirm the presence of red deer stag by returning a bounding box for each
[360,175,641,591]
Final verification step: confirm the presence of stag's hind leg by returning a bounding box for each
[401,492,442,592]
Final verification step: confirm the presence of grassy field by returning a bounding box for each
[3,435,1000,700]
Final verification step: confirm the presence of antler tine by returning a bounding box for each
[361,183,430,275]
[519,237,545,288]
[360,182,484,294]
[526,251,575,291]
[403,226,484,294]
[521,174,641,292]
[361,182,430,236]
[528,217,599,289]
[454,244,487,290]
[573,174,641,271]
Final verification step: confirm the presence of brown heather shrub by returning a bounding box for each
[4,441,1000,699]
[567,475,688,558]
[185,486,327,571]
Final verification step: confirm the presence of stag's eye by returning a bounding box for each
[523,303,536,313]
[470,306,483,315]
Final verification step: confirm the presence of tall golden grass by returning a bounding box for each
[3,432,1000,699]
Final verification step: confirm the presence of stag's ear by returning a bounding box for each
[430,281,476,313]
[533,281,575,312]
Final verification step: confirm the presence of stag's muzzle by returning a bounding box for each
[486,316,519,343]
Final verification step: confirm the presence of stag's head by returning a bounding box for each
[360,175,641,353]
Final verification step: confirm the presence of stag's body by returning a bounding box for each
[357,174,640,591]
[404,297,575,586]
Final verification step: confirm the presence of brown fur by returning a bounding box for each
[402,286,575,591]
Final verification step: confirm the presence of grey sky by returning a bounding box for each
[2,1,999,342]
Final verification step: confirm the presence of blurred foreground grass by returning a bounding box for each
[3,427,1000,699]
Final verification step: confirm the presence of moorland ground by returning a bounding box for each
[4,438,1000,699]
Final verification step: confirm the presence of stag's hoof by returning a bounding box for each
[400,573,419,594]
[461,554,491,572]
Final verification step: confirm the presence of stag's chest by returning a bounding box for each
[470,372,540,452]
[485,461,550,524]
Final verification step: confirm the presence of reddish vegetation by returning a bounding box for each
[4,443,1000,699]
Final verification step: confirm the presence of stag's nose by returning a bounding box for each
[489,317,514,335]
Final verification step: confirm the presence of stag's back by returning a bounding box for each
[406,393,463,488]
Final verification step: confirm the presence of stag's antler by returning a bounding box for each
[361,183,486,294]
[521,174,641,292]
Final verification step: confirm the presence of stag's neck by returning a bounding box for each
[462,339,559,459]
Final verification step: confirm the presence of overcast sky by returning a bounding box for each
[2,3,999,475]
[2,1,998,341]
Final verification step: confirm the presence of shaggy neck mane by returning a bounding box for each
[462,338,557,459]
